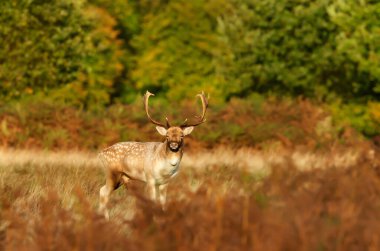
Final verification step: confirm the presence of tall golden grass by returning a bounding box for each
[1,144,379,250]
[0,142,374,172]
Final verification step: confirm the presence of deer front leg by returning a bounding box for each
[147,180,158,203]
[147,182,168,210]
[99,184,112,220]
[158,184,168,211]
[99,173,122,220]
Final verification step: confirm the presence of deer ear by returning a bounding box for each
[156,126,167,136]
[183,126,194,136]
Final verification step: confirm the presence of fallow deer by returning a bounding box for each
[98,91,208,219]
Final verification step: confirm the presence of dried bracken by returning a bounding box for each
[1,147,380,250]
[0,97,360,151]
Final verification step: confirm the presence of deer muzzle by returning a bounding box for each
[170,142,179,149]
[168,141,182,151]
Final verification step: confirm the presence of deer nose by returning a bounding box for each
[169,142,179,149]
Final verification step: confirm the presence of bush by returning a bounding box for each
[0,0,124,109]
[0,95,342,150]
[216,0,380,100]
[128,0,228,102]
[329,100,380,137]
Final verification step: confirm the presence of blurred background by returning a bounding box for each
[1,0,380,150]
[3,1,380,250]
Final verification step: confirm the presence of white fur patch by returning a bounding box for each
[156,126,167,136]
[183,126,194,136]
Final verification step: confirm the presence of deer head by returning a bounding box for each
[144,91,208,152]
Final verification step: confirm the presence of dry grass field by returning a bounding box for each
[1,144,380,251]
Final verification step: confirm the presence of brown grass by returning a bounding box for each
[0,140,375,172]
[1,145,380,250]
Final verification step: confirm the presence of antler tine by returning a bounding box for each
[165,117,171,128]
[144,91,168,128]
[181,118,188,125]
[181,91,209,127]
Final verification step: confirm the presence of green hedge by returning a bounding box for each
[216,0,380,100]
[2,0,380,104]
[0,0,124,108]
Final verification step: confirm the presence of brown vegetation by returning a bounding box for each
[0,93,378,250]
[1,145,380,250]
[0,97,356,151]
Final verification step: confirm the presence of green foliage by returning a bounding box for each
[329,101,380,137]
[0,0,123,108]
[129,0,228,102]
[2,0,380,104]
[56,5,124,109]
[216,0,380,100]
[88,0,141,103]
[0,0,83,99]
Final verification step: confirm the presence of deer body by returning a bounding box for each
[99,92,208,219]
[99,140,183,185]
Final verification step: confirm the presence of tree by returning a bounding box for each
[0,0,124,108]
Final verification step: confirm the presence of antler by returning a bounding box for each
[181,92,209,127]
[144,91,171,128]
